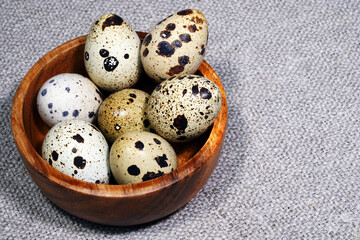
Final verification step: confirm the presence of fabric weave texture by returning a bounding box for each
[1,1,359,239]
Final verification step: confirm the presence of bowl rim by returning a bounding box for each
[11,33,228,198]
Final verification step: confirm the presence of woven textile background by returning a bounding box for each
[1,1,359,239]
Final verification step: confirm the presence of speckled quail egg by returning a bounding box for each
[36,73,102,127]
[146,74,221,142]
[110,131,177,185]
[84,14,142,92]
[141,9,208,82]
[42,120,110,184]
[97,88,150,143]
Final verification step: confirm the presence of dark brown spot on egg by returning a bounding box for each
[84,51,89,61]
[128,165,140,176]
[104,56,119,71]
[74,156,86,169]
[130,93,136,98]
[177,9,193,15]
[172,40,182,48]
[200,45,205,55]
[200,87,212,99]
[72,148,77,153]
[72,134,84,143]
[167,65,184,76]
[160,30,171,39]
[155,85,161,91]
[95,180,100,184]
[192,85,199,96]
[182,89,187,96]
[51,151,58,161]
[48,159,52,166]
[173,114,188,130]
[156,41,175,57]
[155,154,168,168]
[99,49,109,58]
[188,24,198,32]
[142,171,164,181]
[143,119,150,128]
[88,111,95,118]
[179,34,191,43]
[135,141,144,150]
[166,23,176,31]
[102,15,123,30]
[178,56,189,66]
[143,34,152,46]
[142,48,149,57]
[124,53,129,59]
[153,138,161,144]
[191,16,204,24]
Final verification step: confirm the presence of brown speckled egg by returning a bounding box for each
[97,89,150,143]
[41,120,110,184]
[110,131,177,184]
[141,9,208,82]
[84,14,142,92]
[146,74,221,142]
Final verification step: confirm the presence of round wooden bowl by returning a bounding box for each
[11,32,227,226]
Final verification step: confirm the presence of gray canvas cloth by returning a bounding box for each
[1,0,359,239]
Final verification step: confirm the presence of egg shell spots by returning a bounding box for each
[36,73,102,127]
[85,14,142,92]
[97,88,150,143]
[140,9,208,82]
[146,74,221,142]
[110,131,177,185]
[41,120,110,184]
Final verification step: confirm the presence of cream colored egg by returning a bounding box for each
[141,9,208,82]
[97,89,150,143]
[42,120,110,184]
[110,131,177,185]
[84,14,142,92]
[146,74,221,142]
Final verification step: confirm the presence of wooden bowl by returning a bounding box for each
[11,32,228,226]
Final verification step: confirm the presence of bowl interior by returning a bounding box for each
[20,33,215,187]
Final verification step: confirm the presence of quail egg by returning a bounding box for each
[84,14,142,91]
[97,88,150,143]
[146,74,221,142]
[110,131,177,184]
[141,9,208,82]
[42,120,110,184]
[36,73,102,127]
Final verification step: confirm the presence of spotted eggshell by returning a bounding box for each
[141,9,208,82]
[42,120,110,184]
[110,131,177,185]
[36,73,102,127]
[84,14,142,92]
[97,89,150,143]
[146,74,221,142]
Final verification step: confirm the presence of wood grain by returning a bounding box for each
[11,32,228,226]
